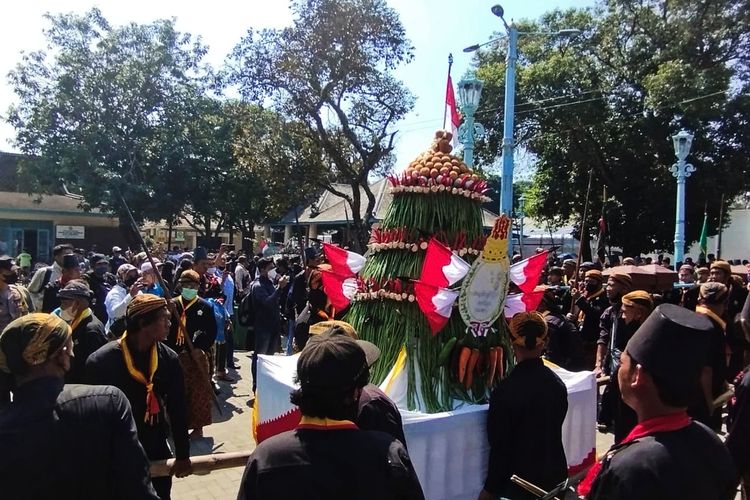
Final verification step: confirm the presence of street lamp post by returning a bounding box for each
[669,129,695,266]
[518,194,525,258]
[463,4,579,255]
[456,74,486,167]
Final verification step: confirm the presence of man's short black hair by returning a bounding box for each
[257,257,274,271]
[53,244,74,257]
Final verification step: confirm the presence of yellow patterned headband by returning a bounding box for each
[0,313,71,374]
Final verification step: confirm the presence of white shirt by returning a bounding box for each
[104,284,141,331]
[234,264,249,295]
[27,262,63,310]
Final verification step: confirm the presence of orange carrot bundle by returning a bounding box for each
[457,346,472,384]
[463,348,481,389]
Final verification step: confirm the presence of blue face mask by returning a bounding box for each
[181,288,198,301]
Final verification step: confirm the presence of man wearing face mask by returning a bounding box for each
[41,254,82,314]
[83,254,116,325]
[570,269,609,369]
[105,264,144,338]
[54,279,108,384]
[251,258,289,393]
[192,247,222,299]
[27,243,74,310]
[166,270,216,439]
[0,256,32,333]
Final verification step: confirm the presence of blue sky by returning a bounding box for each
[1,0,594,173]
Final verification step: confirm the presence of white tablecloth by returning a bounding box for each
[253,354,596,500]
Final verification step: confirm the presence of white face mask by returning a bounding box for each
[207,267,217,275]
[60,307,77,322]
[268,268,278,281]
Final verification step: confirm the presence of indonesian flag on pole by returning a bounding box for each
[446,74,460,148]
[320,270,358,311]
[322,243,366,277]
[504,290,546,318]
[415,281,459,335]
[420,238,470,288]
[509,251,549,293]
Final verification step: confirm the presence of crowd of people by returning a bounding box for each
[1,240,750,499]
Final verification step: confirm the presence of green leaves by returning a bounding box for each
[226,0,414,252]
[473,0,750,255]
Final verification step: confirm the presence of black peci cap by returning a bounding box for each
[625,303,712,384]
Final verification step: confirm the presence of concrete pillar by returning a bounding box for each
[284,224,293,243]
[308,224,318,240]
[263,224,271,239]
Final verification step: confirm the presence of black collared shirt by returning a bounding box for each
[0,377,159,500]
[484,357,568,498]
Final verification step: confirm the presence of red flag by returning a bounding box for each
[322,243,366,277]
[420,238,470,288]
[445,74,460,148]
[320,270,358,311]
[504,290,546,318]
[414,281,459,335]
[508,251,549,293]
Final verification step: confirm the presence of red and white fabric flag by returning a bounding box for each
[415,281,459,335]
[509,251,549,293]
[420,238,470,288]
[320,270,358,311]
[504,290,546,318]
[445,74,461,148]
[322,243,366,277]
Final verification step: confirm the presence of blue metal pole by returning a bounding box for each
[673,162,686,265]
[500,25,518,253]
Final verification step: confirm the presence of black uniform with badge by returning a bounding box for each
[165,297,217,353]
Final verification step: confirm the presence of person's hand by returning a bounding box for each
[278,275,289,289]
[477,489,495,500]
[570,287,581,299]
[129,280,144,297]
[593,364,603,377]
[565,312,575,322]
[171,458,193,478]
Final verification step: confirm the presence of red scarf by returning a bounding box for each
[577,411,691,497]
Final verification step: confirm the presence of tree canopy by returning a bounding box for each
[225,0,415,251]
[473,0,750,256]
[7,8,213,223]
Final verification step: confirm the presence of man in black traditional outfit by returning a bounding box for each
[596,287,651,441]
[478,311,568,500]
[55,279,108,384]
[86,294,192,500]
[0,313,159,499]
[165,269,217,438]
[580,304,738,500]
[727,291,750,498]
[570,269,609,369]
[237,331,424,500]
[309,320,407,447]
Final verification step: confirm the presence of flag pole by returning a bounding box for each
[716,193,725,259]
[571,169,594,314]
[443,53,453,130]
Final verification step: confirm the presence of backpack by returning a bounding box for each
[238,284,255,327]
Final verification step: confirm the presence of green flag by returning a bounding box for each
[699,210,708,256]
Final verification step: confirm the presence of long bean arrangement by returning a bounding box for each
[345,133,509,413]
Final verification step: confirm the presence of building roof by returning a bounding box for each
[0,191,112,218]
[277,178,500,228]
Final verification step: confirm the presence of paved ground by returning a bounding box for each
[172,351,256,500]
